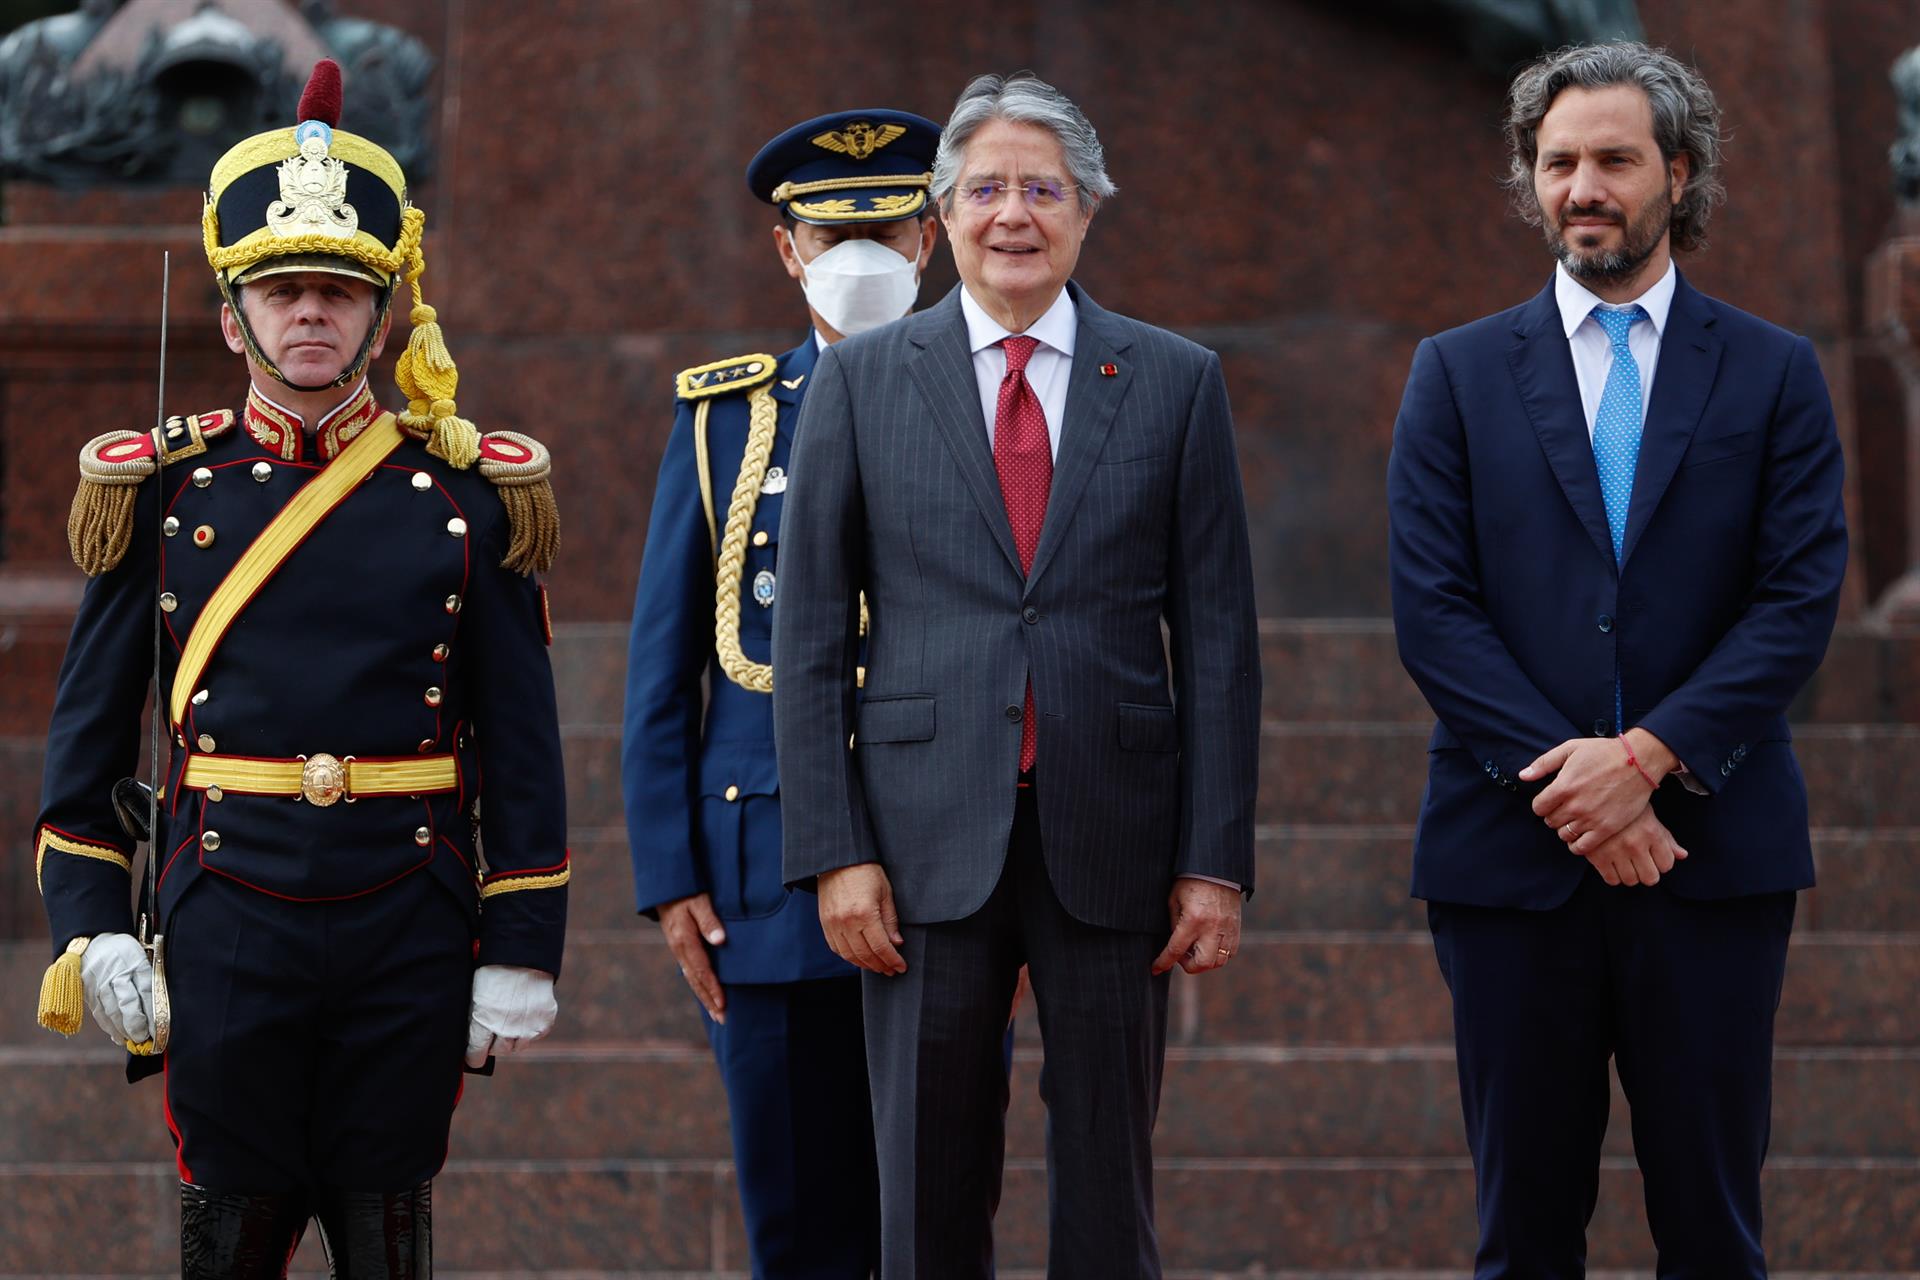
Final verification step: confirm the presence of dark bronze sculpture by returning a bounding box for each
[1331,0,1644,73]
[1894,44,1920,204]
[0,0,432,188]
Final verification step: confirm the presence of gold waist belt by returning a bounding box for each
[181,752,458,807]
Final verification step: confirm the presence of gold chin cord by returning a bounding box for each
[131,252,173,1057]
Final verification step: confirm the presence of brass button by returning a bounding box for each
[411,472,432,492]
[424,686,443,707]
[163,516,180,537]
[191,689,209,706]
[196,733,215,752]
[447,518,468,538]
[175,733,186,748]
[201,831,222,852]
[418,738,435,753]
[251,461,273,483]
[414,826,432,847]
[166,425,183,440]
[191,467,213,488]
[753,530,769,548]
[193,525,215,549]
[724,785,740,802]
[205,784,223,803]
[160,593,178,612]
[432,643,450,662]
[444,594,462,614]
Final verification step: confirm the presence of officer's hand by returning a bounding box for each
[817,863,907,976]
[658,893,727,1024]
[466,965,558,1068]
[1577,805,1688,887]
[78,933,154,1047]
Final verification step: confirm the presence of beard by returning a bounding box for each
[1543,183,1673,286]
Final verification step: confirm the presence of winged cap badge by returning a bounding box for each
[811,121,907,160]
[266,120,359,239]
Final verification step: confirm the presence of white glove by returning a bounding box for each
[465,964,557,1068]
[79,933,154,1047]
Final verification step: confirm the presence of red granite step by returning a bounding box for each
[571,823,1920,935]
[4,931,1913,1051]
[545,620,1920,730]
[9,1043,1915,1167]
[2,1159,1910,1275]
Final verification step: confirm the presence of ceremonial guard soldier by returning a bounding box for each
[621,110,940,1276]
[32,60,567,1276]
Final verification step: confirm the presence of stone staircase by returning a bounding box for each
[0,616,1914,1276]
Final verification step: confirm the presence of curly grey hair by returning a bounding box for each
[1503,41,1725,253]
[931,72,1116,215]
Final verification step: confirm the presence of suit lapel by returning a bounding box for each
[1620,274,1721,565]
[1508,281,1615,566]
[907,289,1022,576]
[1026,283,1132,592]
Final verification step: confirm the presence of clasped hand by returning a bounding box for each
[1520,734,1686,887]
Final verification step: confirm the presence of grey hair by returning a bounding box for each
[931,72,1116,214]
[1503,41,1725,253]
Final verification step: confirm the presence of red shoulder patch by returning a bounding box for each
[96,434,156,464]
[479,435,535,465]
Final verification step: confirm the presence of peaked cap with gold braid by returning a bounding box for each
[63,59,558,577]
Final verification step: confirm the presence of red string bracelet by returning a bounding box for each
[1617,734,1659,789]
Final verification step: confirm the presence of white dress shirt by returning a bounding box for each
[1555,258,1675,437]
[959,283,1076,457]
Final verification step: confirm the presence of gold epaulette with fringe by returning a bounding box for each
[68,411,236,576]
[675,353,779,402]
[477,431,559,575]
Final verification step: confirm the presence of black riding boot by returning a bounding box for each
[313,1181,432,1278]
[179,1182,308,1279]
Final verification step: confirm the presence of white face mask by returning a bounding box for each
[798,235,921,336]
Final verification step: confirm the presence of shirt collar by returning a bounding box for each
[1555,257,1675,340]
[959,283,1078,359]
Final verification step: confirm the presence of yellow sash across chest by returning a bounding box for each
[168,411,405,727]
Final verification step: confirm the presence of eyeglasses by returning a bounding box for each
[958,179,1077,210]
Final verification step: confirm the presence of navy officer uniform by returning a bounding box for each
[34,60,566,1277]
[622,109,946,1277]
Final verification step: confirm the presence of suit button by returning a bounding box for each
[1734,744,1748,760]
[1721,762,1732,777]
[1597,614,1613,633]
[1592,718,1610,736]
[1005,704,1022,721]
[753,531,769,548]
[201,831,222,852]
[1022,606,1038,624]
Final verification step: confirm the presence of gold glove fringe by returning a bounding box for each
[478,430,560,574]
[37,937,88,1037]
[714,384,779,693]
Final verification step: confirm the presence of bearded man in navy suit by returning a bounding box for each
[1388,42,1847,1277]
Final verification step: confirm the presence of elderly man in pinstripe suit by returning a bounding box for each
[772,72,1262,1278]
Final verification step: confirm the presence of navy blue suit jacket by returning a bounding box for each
[1388,272,1847,909]
[623,336,853,984]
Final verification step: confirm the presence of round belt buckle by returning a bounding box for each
[300,752,347,806]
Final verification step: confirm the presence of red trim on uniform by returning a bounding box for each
[37,823,129,857]
[163,1053,192,1182]
[198,859,431,903]
[438,834,472,872]
[158,832,195,888]
[482,850,569,886]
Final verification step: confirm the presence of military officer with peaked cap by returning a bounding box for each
[621,109,940,1276]
[32,59,567,1277]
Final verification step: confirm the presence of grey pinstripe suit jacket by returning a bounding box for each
[773,283,1260,933]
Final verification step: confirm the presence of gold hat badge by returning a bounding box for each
[811,121,906,160]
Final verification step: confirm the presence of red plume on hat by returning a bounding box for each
[297,58,343,126]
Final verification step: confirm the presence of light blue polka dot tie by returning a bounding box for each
[1591,304,1646,563]
[1591,303,1645,731]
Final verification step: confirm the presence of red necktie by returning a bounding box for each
[993,336,1051,773]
